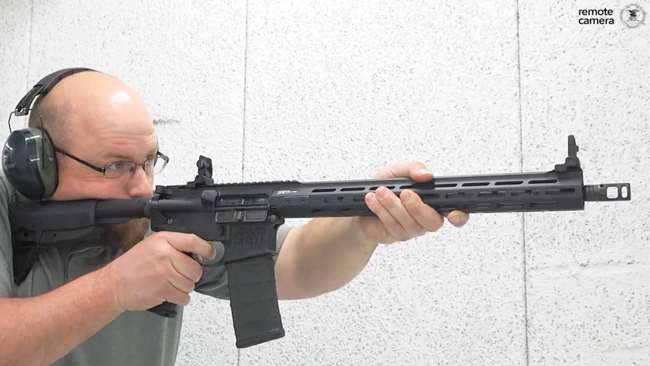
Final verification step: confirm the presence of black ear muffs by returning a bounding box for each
[3,67,95,200]
[2,128,58,200]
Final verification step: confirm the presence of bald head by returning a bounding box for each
[29,71,155,150]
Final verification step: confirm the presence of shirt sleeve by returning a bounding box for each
[194,224,292,300]
[0,175,15,297]
[275,223,292,252]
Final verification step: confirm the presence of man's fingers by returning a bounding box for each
[157,232,215,260]
[167,253,197,293]
[408,163,433,183]
[372,161,431,181]
[365,192,408,241]
[169,250,203,283]
[162,285,191,306]
[400,190,444,232]
[445,210,470,227]
[167,270,195,293]
[374,187,425,237]
[152,232,207,282]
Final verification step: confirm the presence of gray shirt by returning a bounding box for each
[0,172,291,366]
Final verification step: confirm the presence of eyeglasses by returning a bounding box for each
[55,148,169,178]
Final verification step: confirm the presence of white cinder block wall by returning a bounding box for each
[1,1,648,365]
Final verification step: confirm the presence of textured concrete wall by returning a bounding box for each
[0,1,647,365]
[520,1,650,365]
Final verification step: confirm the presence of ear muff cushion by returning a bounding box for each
[2,128,58,200]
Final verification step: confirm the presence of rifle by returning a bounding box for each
[9,135,631,348]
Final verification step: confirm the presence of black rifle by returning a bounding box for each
[10,135,630,348]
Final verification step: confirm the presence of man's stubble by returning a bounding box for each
[101,217,150,250]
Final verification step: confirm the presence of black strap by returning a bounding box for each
[14,67,96,116]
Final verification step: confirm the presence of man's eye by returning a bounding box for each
[108,162,131,171]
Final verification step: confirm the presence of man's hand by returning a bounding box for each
[358,161,469,244]
[101,232,216,313]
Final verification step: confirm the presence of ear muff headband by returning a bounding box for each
[13,68,95,116]
[3,67,96,200]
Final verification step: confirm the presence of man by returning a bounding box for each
[0,70,469,365]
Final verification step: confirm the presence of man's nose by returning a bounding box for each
[128,166,153,198]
